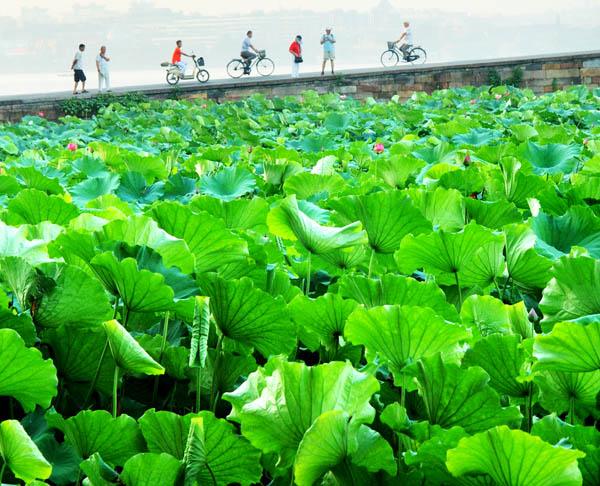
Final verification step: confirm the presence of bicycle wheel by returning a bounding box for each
[227,59,245,78]
[380,49,399,67]
[166,72,179,85]
[256,57,275,76]
[196,69,210,83]
[409,48,427,65]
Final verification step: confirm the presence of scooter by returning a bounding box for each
[161,54,210,85]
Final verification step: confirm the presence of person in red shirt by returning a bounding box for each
[289,35,302,78]
[172,40,193,77]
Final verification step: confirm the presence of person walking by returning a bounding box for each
[241,31,260,74]
[71,43,88,95]
[320,28,336,76]
[289,35,302,78]
[96,46,111,92]
[395,21,413,60]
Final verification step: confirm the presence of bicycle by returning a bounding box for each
[226,50,275,78]
[162,54,210,85]
[380,42,427,67]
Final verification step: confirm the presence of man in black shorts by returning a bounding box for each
[71,44,88,95]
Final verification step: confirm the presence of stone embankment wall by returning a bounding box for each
[1,51,599,123]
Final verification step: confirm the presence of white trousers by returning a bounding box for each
[99,70,110,91]
[291,59,299,78]
[175,60,188,74]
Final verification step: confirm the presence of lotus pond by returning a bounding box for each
[0,86,600,486]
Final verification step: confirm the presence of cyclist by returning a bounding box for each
[172,40,193,77]
[241,31,260,74]
[395,22,413,60]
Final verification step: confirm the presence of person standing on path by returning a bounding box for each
[96,46,111,92]
[71,44,87,95]
[395,21,413,60]
[320,28,336,76]
[289,35,302,78]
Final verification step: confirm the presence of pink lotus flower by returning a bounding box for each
[248,146,253,153]
[495,94,502,100]
[340,94,347,100]
[38,111,44,117]
[231,94,237,99]
[67,143,78,151]
[463,154,471,166]
[201,104,207,108]
[583,138,589,145]
[373,143,385,154]
[470,99,476,105]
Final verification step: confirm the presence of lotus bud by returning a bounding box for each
[373,143,385,154]
[470,99,476,104]
[67,142,78,151]
[528,308,539,322]
[201,104,207,108]
[248,146,253,153]
[495,94,502,100]
[340,94,347,100]
[463,154,471,166]
[38,111,44,117]
[583,138,589,145]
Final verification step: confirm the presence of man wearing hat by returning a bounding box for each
[320,27,336,76]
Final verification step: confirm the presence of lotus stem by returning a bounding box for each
[502,276,511,302]
[401,373,407,410]
[152,312,170,405]
[305,252,312,296]
[112,366,120,418]
[454,271,463,309]
[196,367,202,413]
[210,334,224,413]
[75,468,82,486]
[0,460,6,485]
[526,381,534,433]
[207,464,217,486]
[368,248,375,279]
[569,397,575,425]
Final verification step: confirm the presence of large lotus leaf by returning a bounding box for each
[116,172,165,205]
[190,196,269,232]
[319,246,367,272]
[465,199,522,230]
[0,310,36,346]
[460,295,512,337]
[8,166,64,195]
[148,202,248,273]
[413,354,521,433]
[463,334,530,398]
[446,426,584,486]
[35,434,81,485]
[46,410,145,466]
[338,273,459,321]
[345,305,470,385]
[520,141,580,175]
[103,320,164,375]
[90,252,174,313]
[263,159,303,186]
[396,222,496,286]
[223,358,379,470]
[371,155,426,189]
[70,173,121,206]
[96,215,194,274]
[189,296,210,369]
[438,166,486,196]
[453,127,503,147]
[406,186,465,232]
[0,256,39,310]
[44,325,115,395]
[535,370,600,417]
[0,329,58,412]
[121,153,168,183]
[534,319,600,373]
[86,194,134,220]
[0,221,48,264]
[533,206,600,259]
[294,411,396,486]
[50,230,97,267]
[198,166,256,201]
[199,275,295,357]
[283,172,347,200]
[268,195,367,255]
[329,191,432,254]
[497,157,547,209]
[539,253,600,328]
[139,410,261,486]
[459,235,506,288]
[35,265,112,329]
[0,420,52,483]
[288,293,358,351]
[504,223,553,290]
[4,189,79,226]
[121,453,182,486]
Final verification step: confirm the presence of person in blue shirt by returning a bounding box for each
[241,31,260,74]
[320,27,336,76]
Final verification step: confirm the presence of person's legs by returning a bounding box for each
[400,44,409,59]
[330,59,335,75]
[105,71,110,91]
[73,70,80,94]
[81,71,87,92]
[321,59,326,75]
[292,59,299,78]
[98,72,104,92]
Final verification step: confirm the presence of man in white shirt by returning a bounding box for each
[96,46,111,92]
[70,44,87,95]
[241,31,260,74]
[395,22,413,60]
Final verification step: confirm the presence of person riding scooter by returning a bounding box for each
[172,40,194,77]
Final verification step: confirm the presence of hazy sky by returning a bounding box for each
[14,0,592,17]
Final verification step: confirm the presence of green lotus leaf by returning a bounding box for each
[288,293,358,352]
[413,354,522,433]
[96,215,194,274]
[190,196,269,232]
[0,220,49,264]
[4,189,79,226]
[463,334,530,398]
[8,166,64,195]
[34,434,81,486]
[121,453,182,486]
[120,153,168,183]
[200,275,295,357]
[263,159,303,186]
[510,123,538,142]
[539,253,600,328]
[223,358,379,469]
[103,320,164,375]
[459,235,506,288]
[453,127,503,146]
[0,420,52,483]
[406,186,465,232]
[198,166,256,201]
[35,265,112,329]
[371,155,426,189]
[189,296,210,368]
[90,252,174,313]
[0,256,39,311]
[345,305,470,385]
[294,411,396,486]
[0,329,58,412]
[116,172,165,205]
[329,191,431,254]
[534,319,600,372]
[338,273,459,321]
[520,141,580,175]
[0,310,36,346]
[86,194,134,220]
[465,199,522,230]
[148,201,248,273]
[533,205,600,259]
[70,173,121,206]
[535,370,600,417]
[460,295,512,337]
[318,246,367,272]
[79,452,118,485]
[504,223,553,290]
[446,426,584,486]
[50,230,97,267]
[283,172,347,200]
[46,410,145,466]
[497,157,547,208]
